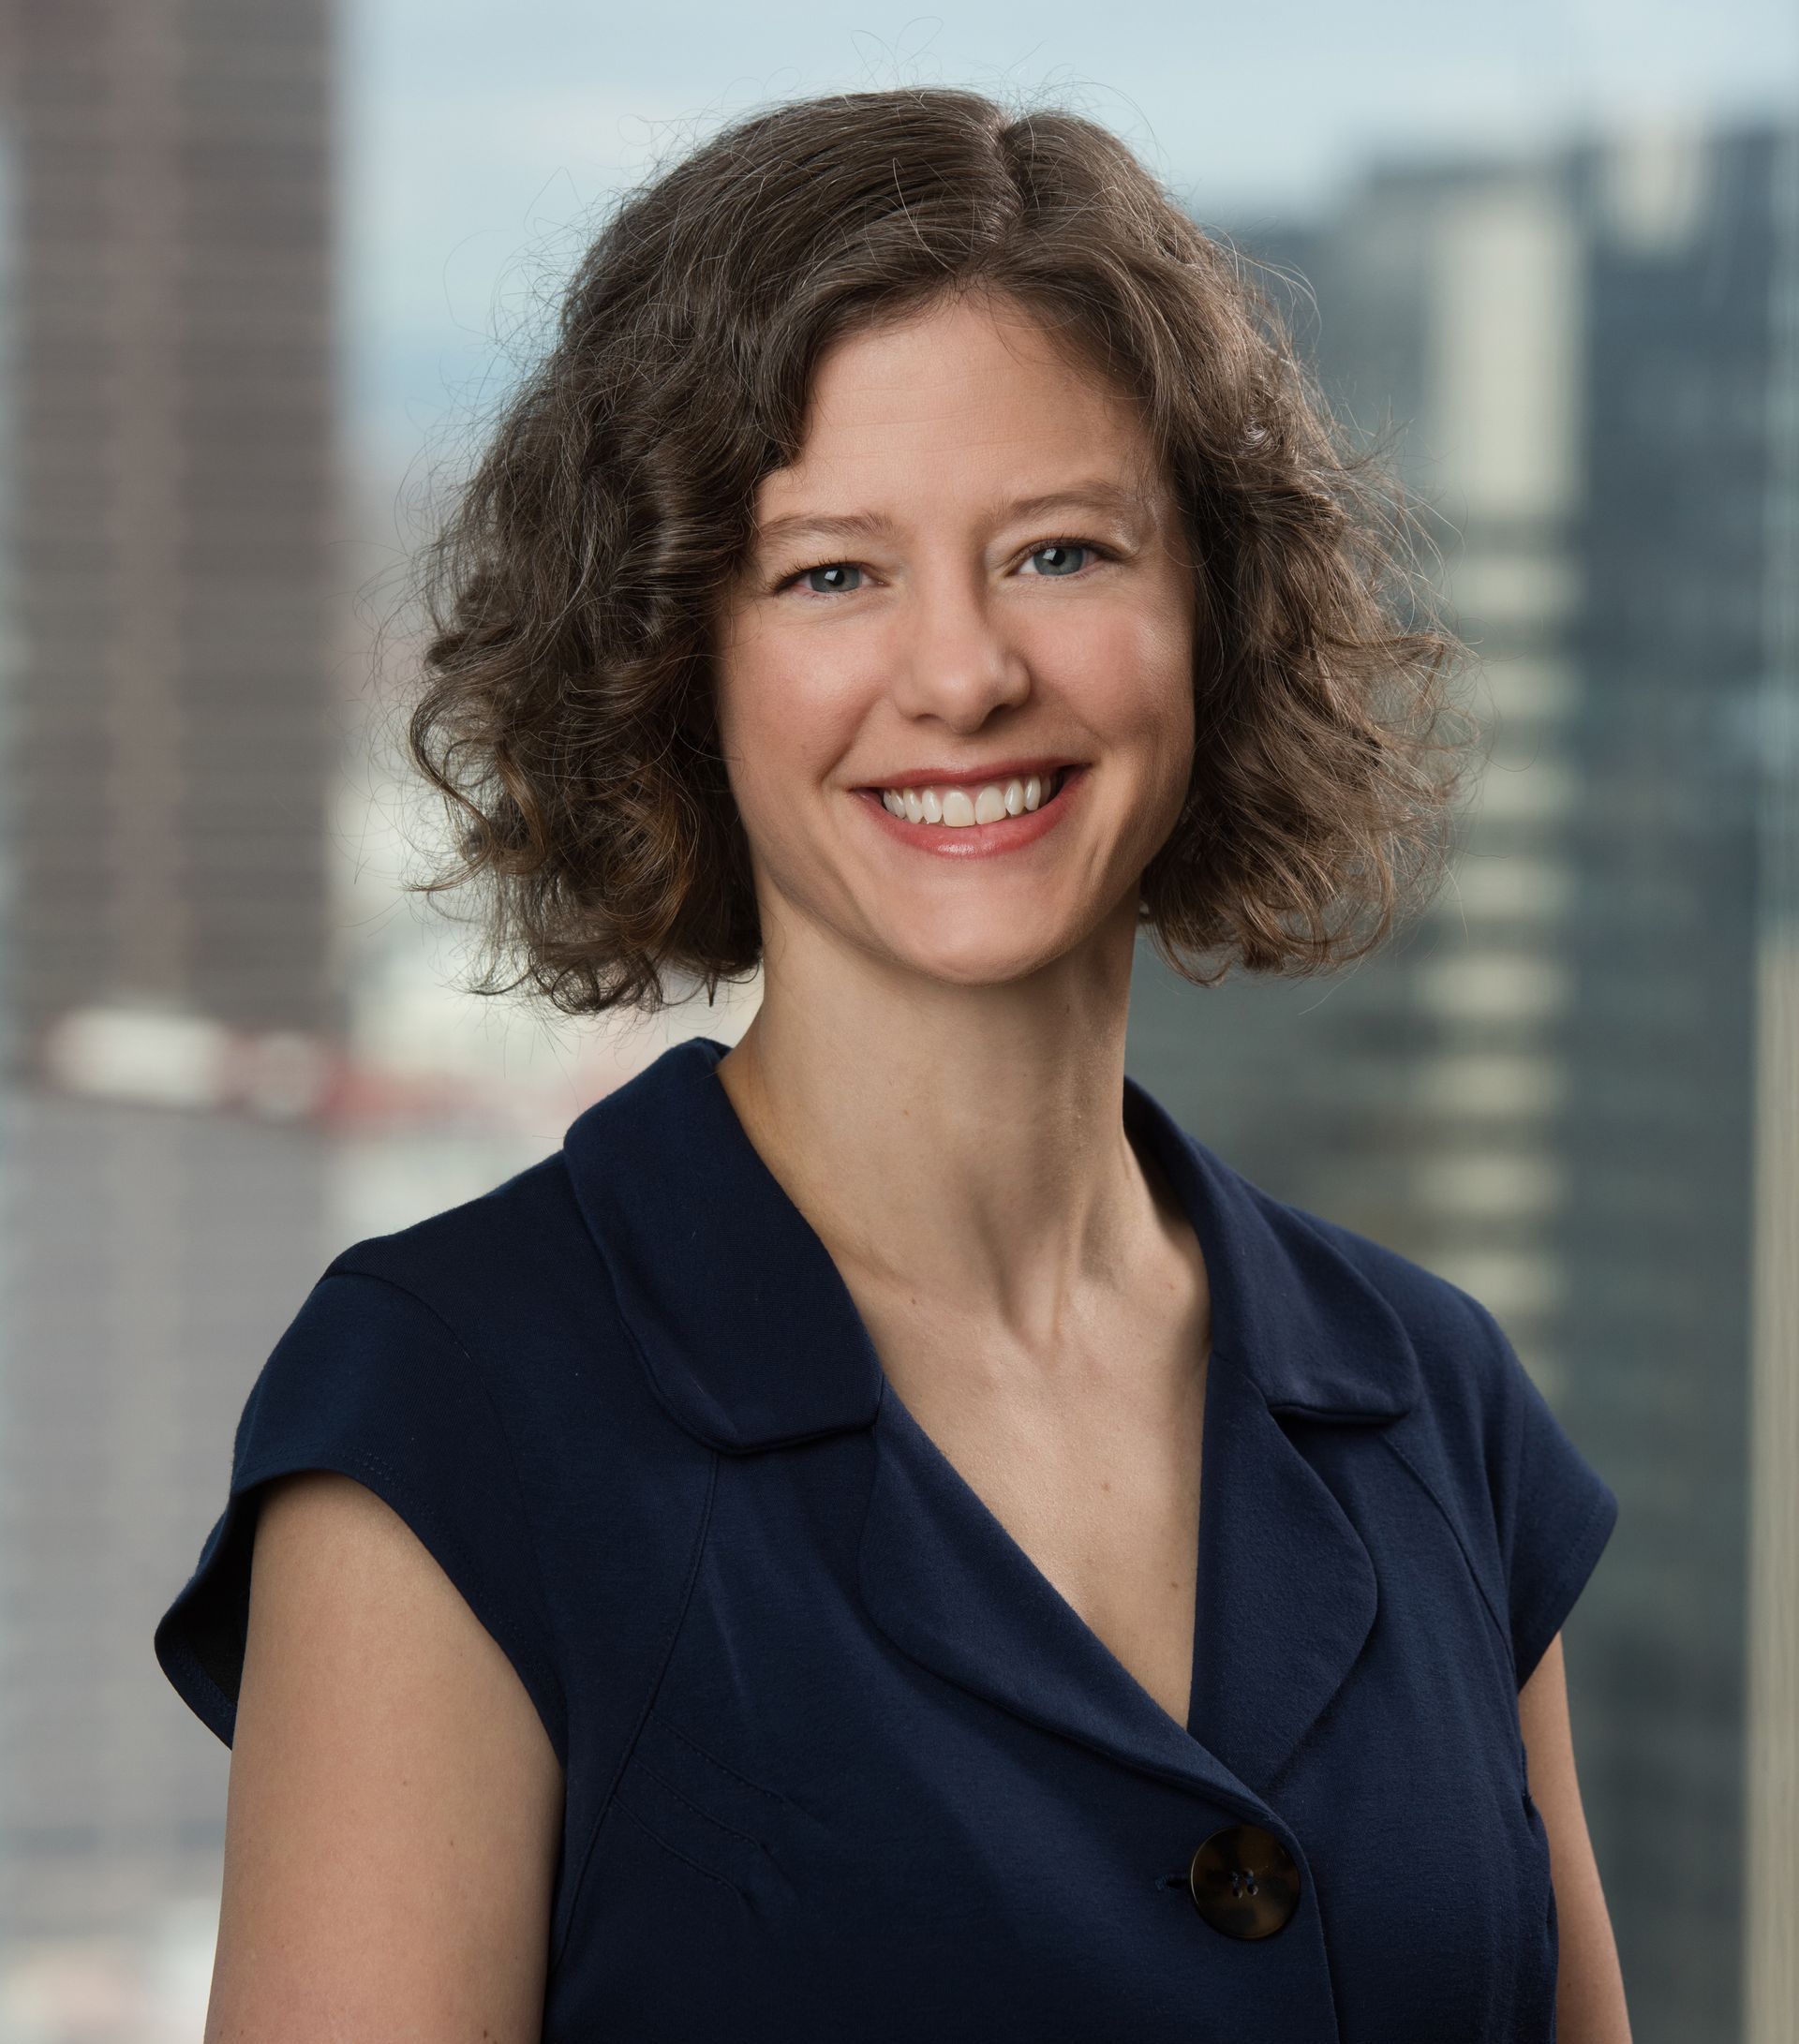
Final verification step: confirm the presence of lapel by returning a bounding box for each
[563,1034,1422,1820]
[562,1034,885,1453]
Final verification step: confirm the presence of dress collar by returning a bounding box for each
[560,1034,1420,1453]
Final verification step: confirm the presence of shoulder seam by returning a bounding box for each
[1377,1429,1516,1679]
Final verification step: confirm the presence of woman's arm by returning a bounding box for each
[1520,1629,1632,2044]
[202,1471,564,2043]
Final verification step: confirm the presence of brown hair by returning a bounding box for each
[399,85,1478,1016]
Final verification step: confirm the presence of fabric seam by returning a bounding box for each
[650,1707,793,1810]
[629,1752,772,1855]
[1377,1429,1516,1673]
[548,1444,719,1975]
[156,1619,234,1740]
[1510,1484,1616,1686]
[609,1783,746,1900]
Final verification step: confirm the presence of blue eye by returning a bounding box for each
[1025,541,1093,577]
[798,562,863,595]
[774,536,1111,599]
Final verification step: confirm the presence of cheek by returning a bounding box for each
[1100,617,1195,848]
[713,638,859,837]
[1082,610,1194,760]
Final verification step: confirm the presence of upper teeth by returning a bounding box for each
[880,770,1063,826]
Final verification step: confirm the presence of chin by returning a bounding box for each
[875,924,1077,989]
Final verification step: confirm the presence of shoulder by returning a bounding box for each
[1219,1161,1617,1686]
[1192,1134,1567,1528]
[323,1148,591,1316]
[1256,1183,1518,1419]
[1182,1116,1521,1445]
[263,1143,675,1488]
[319,1146,620,1368]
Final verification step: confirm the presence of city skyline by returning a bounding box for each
[0,8,1791,2036]
[338,2,1798,477]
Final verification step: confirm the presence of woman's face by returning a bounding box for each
[711,290,1198,991]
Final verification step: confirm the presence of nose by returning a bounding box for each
[886,569,1033,732]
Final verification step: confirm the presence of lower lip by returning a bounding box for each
[853,768,1088,859]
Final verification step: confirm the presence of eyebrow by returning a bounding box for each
[752,480,1152,555]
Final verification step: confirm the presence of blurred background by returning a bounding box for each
[0,2,1793,2037]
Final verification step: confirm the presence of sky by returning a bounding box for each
[338,0,1797,477]
[318,0,1793,1092]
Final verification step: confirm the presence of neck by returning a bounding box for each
[713,896,1178,1348]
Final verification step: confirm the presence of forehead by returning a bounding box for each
[754,295,1162,528]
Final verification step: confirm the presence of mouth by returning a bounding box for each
[853,763,1089,856]
[857,763,1080,827]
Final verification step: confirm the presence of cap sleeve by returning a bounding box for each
[1480,1311,1619,1690]
[153,1266,568,1766]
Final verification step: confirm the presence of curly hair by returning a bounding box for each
[400,84,1479,1017]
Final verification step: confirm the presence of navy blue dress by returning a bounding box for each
[156,1033,1619,2042]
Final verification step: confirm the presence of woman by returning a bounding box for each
[156,87,1630,2042]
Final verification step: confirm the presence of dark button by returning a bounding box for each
[1187,1824,1301,1939]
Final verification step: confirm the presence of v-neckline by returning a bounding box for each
[825,1073,1224,1751]
[706,1043,1223,1745]
[563,1033,1410,1808]
[869,1326,1217,1744]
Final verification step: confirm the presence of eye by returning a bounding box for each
[787,562,864,597]
[1020,538,1109,578]
[773,537,1114,600]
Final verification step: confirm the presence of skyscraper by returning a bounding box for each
[1129,117,1798,2042]
[0,0,340,1981]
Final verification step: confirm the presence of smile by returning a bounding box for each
[854,764,1087,859]
[876,765,1069,827]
